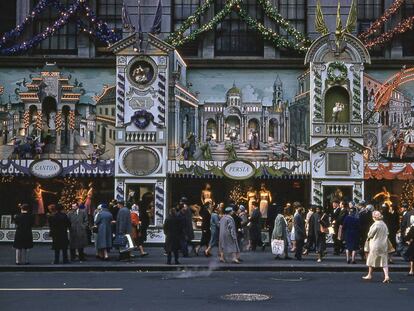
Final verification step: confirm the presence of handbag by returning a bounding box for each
[364,239,370,253]
[387,239,395,254]
[271,239,285,256]
[113,234,128,248]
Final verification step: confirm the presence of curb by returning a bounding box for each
[0,264,408,273]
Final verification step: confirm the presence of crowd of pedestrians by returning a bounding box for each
[13,199,150,264]
[11,196,414,282]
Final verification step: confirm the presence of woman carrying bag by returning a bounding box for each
[363,211,392,283]
[316,206,330,263]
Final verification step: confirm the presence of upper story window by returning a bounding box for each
[277,0,306,57]
[172,0,201,57]
[32,0,78,55]
[0,1,16,36]
[357,0,384,57]
[402,1,414,56]
[96,0,122,54]
[215,0,264,57]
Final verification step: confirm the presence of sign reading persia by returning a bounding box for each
[29,159,62,178]
[222,160,256,180]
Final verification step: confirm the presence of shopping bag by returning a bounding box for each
[113,234,127,248]
[120,234,136,253]
[271,239,285,256]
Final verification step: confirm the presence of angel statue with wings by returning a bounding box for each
[315,0,357,51]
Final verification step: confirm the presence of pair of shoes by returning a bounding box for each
[407,272,414,276]
[383,278,391,283]
[140,252,149,257]
[232,260,241,264]
[219,258,226,263]
[317,258,322,263]
[302,250,308,256]
[362,275,372,280]
[351,261,356,264]
[347,259,351,264]
[15,263,21,265]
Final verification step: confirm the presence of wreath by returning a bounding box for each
[131,110,154,129]
[327,61,347,84]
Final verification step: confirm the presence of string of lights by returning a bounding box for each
[0,0,120,55]
[359,0,405,42]
[364,15,414,49]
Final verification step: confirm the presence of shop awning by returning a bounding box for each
[0,159,115,177]
[167,160,310,179]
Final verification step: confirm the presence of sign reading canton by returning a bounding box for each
[29,159,62,178]
[222,160,256,180]
[129,97,154,110]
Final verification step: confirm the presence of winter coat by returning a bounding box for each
[164,213,181,252]
[183,206,195,241]
[272,214,287,241]
[219,214,240,254]
[13,213,34,249]
[67,209,89,249]
[366,220,389,268]
[49,212,70,250]
[116,207,132,235]
[249,208,262,243]
[95,208,113,249]
[343,214,360,251]
[294,212,306,241]
[209,212,220,246]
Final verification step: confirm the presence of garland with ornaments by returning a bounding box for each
[167,0,310,53]
[0,0,120,55]
[358,0,405,42]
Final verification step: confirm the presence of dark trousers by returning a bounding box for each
[333,234,344,254]
[167,251,179,264]
[304,234,315,251]
[54,249,68,264]
[180,239,189,257]
[295,239,304,259]
[70,248,85,261]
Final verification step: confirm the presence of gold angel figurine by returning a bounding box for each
[315,0,357,49]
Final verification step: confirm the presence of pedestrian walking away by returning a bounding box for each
[13,203,34,265]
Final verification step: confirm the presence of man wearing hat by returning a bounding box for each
[178,197,195,257]
[358,202,374,260]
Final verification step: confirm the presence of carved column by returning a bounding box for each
[69,110,75,153]
[55,110,62,154]
[35,110,43,142]
[174,100,180,150]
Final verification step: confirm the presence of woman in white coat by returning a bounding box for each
[363,211,391,283]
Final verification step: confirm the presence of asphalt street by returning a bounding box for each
[1,271,413,311]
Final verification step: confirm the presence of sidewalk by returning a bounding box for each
[0,244,409,272]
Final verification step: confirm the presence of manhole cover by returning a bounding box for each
[221,293,271,302]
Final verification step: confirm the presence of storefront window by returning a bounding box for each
[31,0,78,55]
[172,0,202,56]
[215,0,264,56]
[277,0,306,57]
[357,0,384,57]
[0,1,16,36]
[126,183,155,226]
